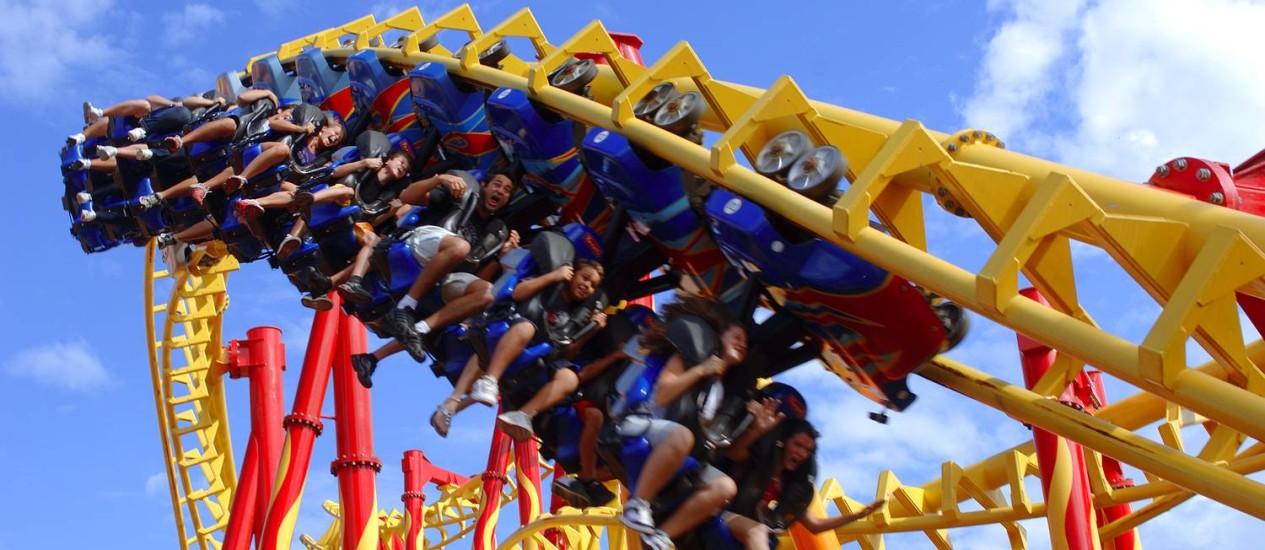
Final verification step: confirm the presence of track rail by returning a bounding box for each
[131,4,1265,547]
[146,244,240,550]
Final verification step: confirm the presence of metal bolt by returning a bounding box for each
[1174,158,1188,171]
[1208,191,1225,205]
[986,133,996,141]
[945,200,956,209]
[960,134,970,143]
[947,144,958,153]
[998,141,1006,149]
[938,187,948,197]
[1156,165,1170,177]
[1196,167,1212,181]
[972,130,983,138]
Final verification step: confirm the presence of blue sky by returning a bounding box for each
[3,0,1265,548]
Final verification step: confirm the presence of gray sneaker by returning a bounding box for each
[138,193,162,210]
[96,145,117,160]
[619,498,656,535]
[496,410,535,442]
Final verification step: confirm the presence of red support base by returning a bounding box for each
[331,311,381,550]
[475,425,514,549]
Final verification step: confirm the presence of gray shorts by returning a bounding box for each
[439,272,479,303]
[615,415,683,446]
[405,225,458,264]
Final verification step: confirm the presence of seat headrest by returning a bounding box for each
[665,315,719,367]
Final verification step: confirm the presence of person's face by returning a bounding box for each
[720,325,748,362]
[568,266,602,302]
[481,174,514,212]
[318,124,345,149]
[382,155,410,181]
[783,432,815,471]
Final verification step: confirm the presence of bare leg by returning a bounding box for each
[145,96,179,109]
[659,474,737,538]
[255,182,298,210]
[238,141,289,181]
[404,235,470,302]
[174,220,215,242]
[518,368,579,416]
[346,232,381,279]
[103,99,153,118]
[180,117,238,146]
[484,321,535,380]
[370,341,405,361]
[82,119,109,139]
[724,514,771,550]
[446,355,487,404]
[311,185,355,205]
[420,280,493,332]
[632,425,693,502]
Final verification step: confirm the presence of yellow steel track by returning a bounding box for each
[138,4,1265,548]
[145,243,240,550]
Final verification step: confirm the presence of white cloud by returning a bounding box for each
[144,472,167,496]
[0,0,123,103]
[162,4,226,48]
[3,340,112,391]
[962,0,1265,180]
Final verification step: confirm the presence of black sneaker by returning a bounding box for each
[300,266,332,296]
[301,293,333,311]
[351,353,377,389]
[580,479,616,506]
[551,476,595,508]
[398,328,429,363]
[382,306,415,338]
[338,277,373,305]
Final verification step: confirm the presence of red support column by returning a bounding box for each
[220,326,287,549]
[545,463,568,549]
[475,425,514,549]
[260,297,342,550]
[222,438,260,550]
[331,311,382,550]
[514,438,544,550]
[1018,288,1100,550]
[402,450,426,550]
[1081,371,1139,550]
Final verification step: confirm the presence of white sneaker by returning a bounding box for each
[127,127,146,142]
[136,148,154,161]
[68,158,91,171]
[619,498,657,535]
[138,193,162,210]
[96,145,117,160]
[76,192,92,206]
[470,376,499,406]
[83,101,103,123]
[156,233,177,247]
[67,132,86,146]
[80,209,97,222]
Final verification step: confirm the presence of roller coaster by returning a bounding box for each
[57,4,1265,549]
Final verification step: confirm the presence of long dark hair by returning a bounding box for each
[639,295,738,357]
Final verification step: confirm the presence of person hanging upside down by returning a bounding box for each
[69,94,223,145]
[228,114,348,220]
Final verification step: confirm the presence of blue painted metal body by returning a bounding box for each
[249,55,302,105]
[408,61,503,174]
[294,49,349,106]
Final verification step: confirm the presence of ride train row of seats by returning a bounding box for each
[57,39,969,549]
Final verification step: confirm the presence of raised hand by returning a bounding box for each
[437,174,467,198]
[500,230,521,256]
[746,397,785,435]
[362,157,384,170]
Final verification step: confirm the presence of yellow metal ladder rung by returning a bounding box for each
[170,310,218,324]
[173,421,213,437]
[179,451,220,469]
[170,363,212,377]
[169,390,210,406]
[165,334,211,348]
[183,486,226,503]
[152,304,169,314]
[178,286,224,299]
[197,518,230,536]
[152,270,170,279]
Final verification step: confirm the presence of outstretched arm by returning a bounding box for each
[331,157,382,179]
[798,499,886,534]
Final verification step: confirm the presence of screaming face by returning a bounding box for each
[481,174,514,212]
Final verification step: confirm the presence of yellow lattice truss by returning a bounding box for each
[139,4,1265,548]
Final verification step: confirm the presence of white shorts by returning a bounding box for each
[405,225,458,264]
[616,415,684,446]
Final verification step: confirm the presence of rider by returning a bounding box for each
[721,412,885,548]
[616,295,748,550]
[431,258,607,439]
[347,169,519,383]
